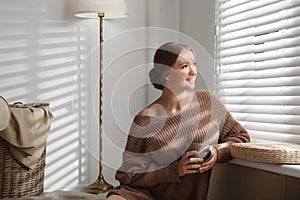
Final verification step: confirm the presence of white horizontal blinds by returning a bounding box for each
[215,0,300,144]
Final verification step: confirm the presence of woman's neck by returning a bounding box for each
[154,89,194,116]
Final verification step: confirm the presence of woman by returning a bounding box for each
[107,42,250,200]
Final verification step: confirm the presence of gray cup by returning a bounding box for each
[186,143,214,163]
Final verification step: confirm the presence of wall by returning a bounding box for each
[180,0,215,57]
[146,0,180,103]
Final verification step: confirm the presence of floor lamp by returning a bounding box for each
[75,0,127,194]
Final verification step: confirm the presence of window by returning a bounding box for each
[215,0,300,144]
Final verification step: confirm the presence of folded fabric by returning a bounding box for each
[0,103,53,169]
[0,96,10,131]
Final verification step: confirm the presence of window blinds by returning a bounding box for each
[215,0,300,144]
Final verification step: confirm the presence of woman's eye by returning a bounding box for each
[181,65,188,69]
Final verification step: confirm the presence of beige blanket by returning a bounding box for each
[0,103,52,169]
[3,191,107,200]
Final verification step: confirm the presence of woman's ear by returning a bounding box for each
[161,70,170,83]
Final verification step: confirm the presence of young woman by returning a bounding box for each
[106,42,250,200]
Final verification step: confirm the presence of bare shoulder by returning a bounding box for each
[137,101,164,117]
[137,107,151,116]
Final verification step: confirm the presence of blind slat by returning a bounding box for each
[227,105,300,115]
[219,16,300,42]
[249,130,300,143]
[238,121,300,135]
[219,27,300,49]
[216,77,300,89]
[232,113,300,125]
[217,66,300,81]
[220,46,300,65]
[216,86,300,96]
[218,57,300,73]
[220,0,254,11]
[218,96,300,106]
[220,36,300,57]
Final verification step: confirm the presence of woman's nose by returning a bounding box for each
[189,65,197,75]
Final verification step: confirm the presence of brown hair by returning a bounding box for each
[149,42,195,90]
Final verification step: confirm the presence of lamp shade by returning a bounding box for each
[75,0,127,19]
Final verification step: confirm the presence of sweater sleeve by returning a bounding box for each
[215,110,250,162]
[208,92,250,162]
[115,133,181,188]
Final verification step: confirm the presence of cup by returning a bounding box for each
[186,143,214,163]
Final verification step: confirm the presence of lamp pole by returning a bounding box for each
[83,12,114,194]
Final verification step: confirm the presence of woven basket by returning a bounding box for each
[230,143,300,164]
[0,137,46,198]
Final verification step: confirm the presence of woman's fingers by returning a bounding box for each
[198,160,214,173]
[183,150,197,159]
[179,148,218,176]
[178,151,203,176]
[187,163,202,170]
[199,147,218,173]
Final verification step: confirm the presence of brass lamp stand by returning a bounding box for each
[82,13,114,194]
[74,0,127,194]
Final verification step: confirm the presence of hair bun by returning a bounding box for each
[149,68,164,90]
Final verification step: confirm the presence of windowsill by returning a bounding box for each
[230,159,300,179]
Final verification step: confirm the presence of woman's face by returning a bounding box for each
[164,48,197,91]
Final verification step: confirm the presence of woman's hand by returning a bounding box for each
[178,150,204,177]
[198,147,218,173]
[178,147,218,177]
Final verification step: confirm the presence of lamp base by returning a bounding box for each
[82,176,114,194]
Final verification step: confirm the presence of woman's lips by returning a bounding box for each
[187,78,196,83]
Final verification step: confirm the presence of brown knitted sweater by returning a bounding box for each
[107,91,250,200]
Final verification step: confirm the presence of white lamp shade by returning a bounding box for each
[75,0,127,19]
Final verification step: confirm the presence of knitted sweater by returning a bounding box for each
[108,91,250,200]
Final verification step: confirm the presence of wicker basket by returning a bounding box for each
[230,143,300,164]
[0,137,46,198]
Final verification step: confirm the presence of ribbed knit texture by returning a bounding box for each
[107,91,250,200]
